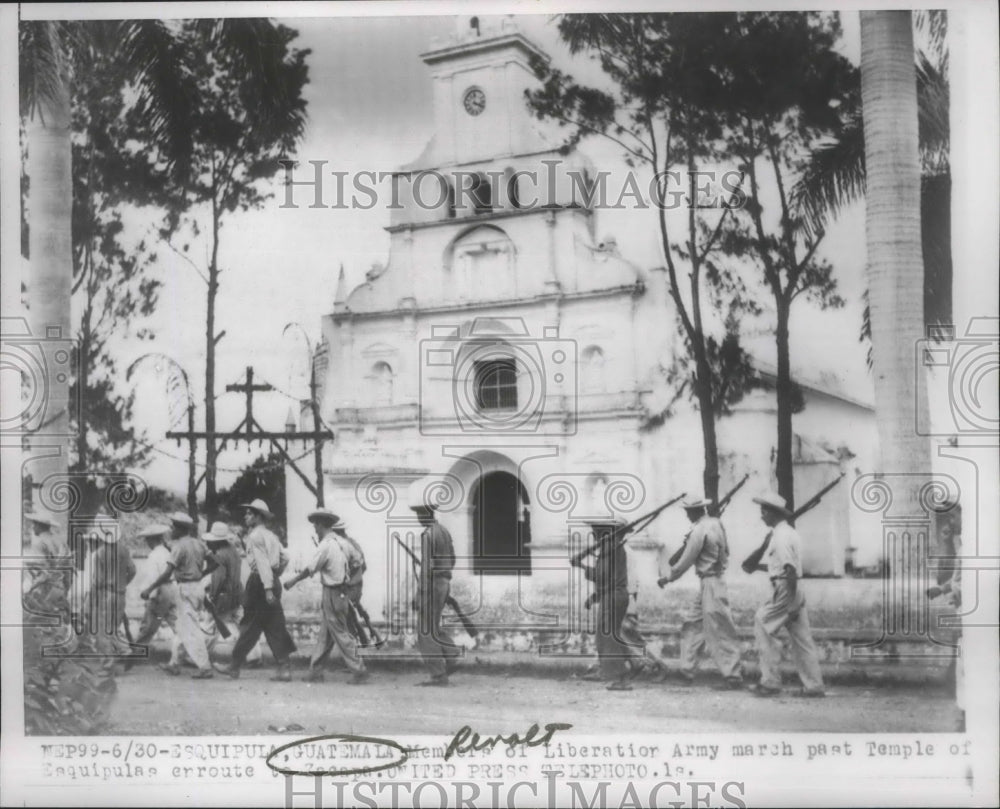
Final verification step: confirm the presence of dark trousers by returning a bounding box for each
[596,589,631,679]
[417,576,460,677]
[231,571,296,666]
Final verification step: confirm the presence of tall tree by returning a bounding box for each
[148,20,309,521]
[527,13,759,502]
[710,12,855,508]
[792,11,951,359]
[859,10,930,491]
[69,36,171,503]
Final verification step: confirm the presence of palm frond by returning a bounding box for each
[789,109,865,239]
[916,51,949,174]
[119,20,198,178]
[19,21,68,121]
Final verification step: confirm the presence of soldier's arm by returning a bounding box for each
[141,560,175,599]
[667,527,706,582]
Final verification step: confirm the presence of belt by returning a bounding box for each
[175,576,203,583]
[698,572,721,579]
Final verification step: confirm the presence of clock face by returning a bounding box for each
[463,88,486,116]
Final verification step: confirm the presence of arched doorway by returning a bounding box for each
[471,471,531,575]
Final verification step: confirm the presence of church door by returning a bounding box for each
[472,471,531,574]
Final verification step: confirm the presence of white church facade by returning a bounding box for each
[284,18,879,630]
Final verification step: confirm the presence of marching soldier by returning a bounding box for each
[574,518,634,691]
[747,491,825,697]
[141,513,214,679]
[409,491,460,686]
[220,499,296,681]
[128,524,179,670]
[658,497,743,689]
[285,508,370,684]
[87,517,137,660]
[203,521,262,668]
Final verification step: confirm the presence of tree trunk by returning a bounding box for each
[693,359,721,504]
[774,298,795,510]
[26,48,73,528]
[860,10,930,494]
[204,267,218,523]
[860,10,932,651]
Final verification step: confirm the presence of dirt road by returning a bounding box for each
[108,662,959,736]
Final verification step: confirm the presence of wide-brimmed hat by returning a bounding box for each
[138,523,171,541]
[27,510,61,530]
[307,508,339,525]
[202,521,236,544]
[753,490,791,516]
[169,511,195,527]
[240,499,274,519]
[682,497,712,510]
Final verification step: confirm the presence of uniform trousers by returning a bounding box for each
[754,579,824,691]
[680,575,742,679]
[310,585,364,673]
[595,589,632,679]
[174,580,212,670]
[231,571,296,666]
[417,576,460,677]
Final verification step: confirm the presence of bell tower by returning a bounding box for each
[418,15,551,167]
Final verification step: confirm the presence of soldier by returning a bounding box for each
[202,521,262,668]
[658,497,743,689]
[220,499,296,681]
[25,511,73,608]
[747,491,825,697]
[141,514,215,679]
[128,524,179,670]
[87,519,137,660]
[285,508,369,684]
[410,492,459,686]
[574,518,634,691]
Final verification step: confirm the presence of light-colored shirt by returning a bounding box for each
[245,525,286,590]
[138,544,173,591]
[336,533,366,586]
[168,536,208,582]
[670,516,729,580]
[765,521,802,578]
[307,534,349,587]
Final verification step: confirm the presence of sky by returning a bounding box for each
[111,11,870,494]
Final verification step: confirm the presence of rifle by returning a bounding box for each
[571,492,687,565]
[204,595,232,639]
[352,599,384,647]
[668,474,751,567]
[392,532,479,639]
[741,472,846,574]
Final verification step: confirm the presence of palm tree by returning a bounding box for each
[19,15,306,734]
[793,11,950,352]
[858,10,931,492]
[20,19,305,520]
[20,20,196,520]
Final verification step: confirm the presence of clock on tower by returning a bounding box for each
[463,87,486,116]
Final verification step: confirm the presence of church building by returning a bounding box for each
[284,17,876,635]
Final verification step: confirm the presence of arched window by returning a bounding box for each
[371,361,393,406]
[475,358,517,411]
[581,345,606,393]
